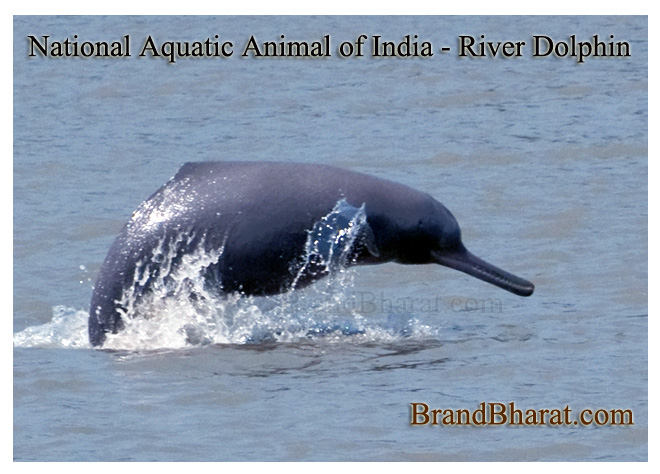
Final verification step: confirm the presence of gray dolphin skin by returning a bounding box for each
[89,162,534,346]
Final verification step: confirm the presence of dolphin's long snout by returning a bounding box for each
[432,249,534,297]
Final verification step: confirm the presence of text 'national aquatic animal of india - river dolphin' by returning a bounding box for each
[88,162,534,347]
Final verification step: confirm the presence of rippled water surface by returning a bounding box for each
[13,15,647,461]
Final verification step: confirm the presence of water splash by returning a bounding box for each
[13,298,440,351]
[14,200,442,351]
[13,306,91,349]
[291,199,372,287]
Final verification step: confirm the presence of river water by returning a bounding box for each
[13,15,647,461]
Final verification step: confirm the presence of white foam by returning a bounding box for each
[13,291,442,351]
[13,306,91,349]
